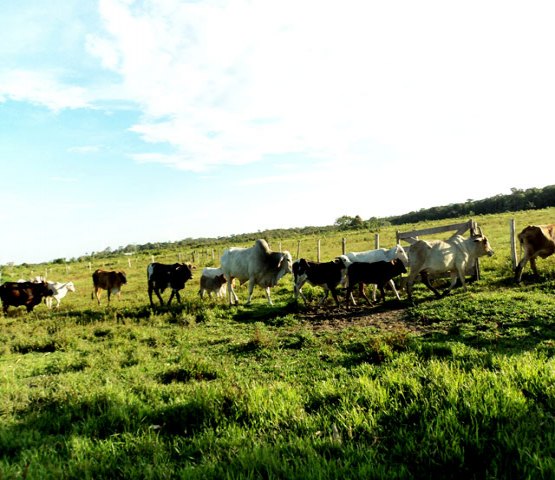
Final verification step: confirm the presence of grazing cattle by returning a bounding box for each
[199,267,227,299]
[45,281,76,309]
[344,244,409,302]
[0,281,53,314]
[515,224,555,282]
[406,232,494,301]
[221,239,293,305]
[92,269,127,305]
[345,259,407,306]
[293,256,351,306]
[147,263,193,306]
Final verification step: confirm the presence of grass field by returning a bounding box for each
[1,209,554,478]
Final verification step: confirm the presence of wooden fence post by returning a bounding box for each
[510,219,518,269]
[317,239,321,262]
[374,233,380,249]
[342,238,347,255]
[297,240,301,259]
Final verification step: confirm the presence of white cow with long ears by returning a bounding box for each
[44,281,76,309]
[221,239,293,305]
[406,229,494,302]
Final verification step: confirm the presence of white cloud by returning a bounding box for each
[0,69,91,111]
[81,0,555,184]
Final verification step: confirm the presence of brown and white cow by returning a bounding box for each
[0,281,53,314]
[515,224,555,282]
[92,269,127,305]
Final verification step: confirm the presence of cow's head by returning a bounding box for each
[170,264,193,289]
[394,244,410,266]
[118,272,128,284]
[472,235,495,257]
[278,251,293,274]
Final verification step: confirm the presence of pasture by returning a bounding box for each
[1,209,554,478]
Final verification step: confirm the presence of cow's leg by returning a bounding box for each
[94,288,102,305]
[148,285,158,306]
[174,290,182,304]
[420,272,442,298]
[389,279,402,300]
[378,284,387,303]
[328,285,342,307]
[317,287,330,306]
[106,289,111,304]
[515,253,530,282]
[265,287,273,306]
[443,269,465,296]
[154,288,165,306]
[294,278,308,304]
[529,257,540,277]
[226,276,238,305]
[358,283,373,305]
[372,285,378,302]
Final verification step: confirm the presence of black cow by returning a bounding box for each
[0,281,53,314]
[293,256,351,306]
[147,262,193,306]
[345,259,407,306]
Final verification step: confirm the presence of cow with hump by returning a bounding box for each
[147,262,193,306]
[514,224,555,283]
[220,239,292,305]
[406,229,494,302]
[0,281,53,314]
[293,256,351,306]
[92,269,127,305]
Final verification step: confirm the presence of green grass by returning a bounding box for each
[1,209,555,478]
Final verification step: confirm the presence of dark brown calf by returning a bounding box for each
[92,269,127,305]
[346,259,407,306]
[293,257,350,306]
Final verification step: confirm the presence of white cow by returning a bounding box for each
[221,239,293,305]
[406,233,494,301]
[199,267,227,299]
[344,244,409,302]
[44,281,76,309]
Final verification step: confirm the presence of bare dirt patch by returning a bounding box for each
[299,302,431,335]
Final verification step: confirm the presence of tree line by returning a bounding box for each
[386,185,555,225]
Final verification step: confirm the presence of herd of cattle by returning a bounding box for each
[1,224,554,315]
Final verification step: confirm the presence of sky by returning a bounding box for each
[1,0,555,265]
